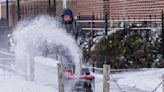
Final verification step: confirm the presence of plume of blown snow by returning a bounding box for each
[11,16,82,75]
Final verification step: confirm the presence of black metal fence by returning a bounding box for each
[17,0,56,20]
[77,13,162,32]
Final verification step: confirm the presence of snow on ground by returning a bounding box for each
[0,56,59,92]
[0,55,78,92]
[113,69,164,92]
[93,68,164,92]
[0,69,56,92]
[0,50,164,92]
[0,64,163,92]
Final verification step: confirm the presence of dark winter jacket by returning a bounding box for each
[60,18,85,46]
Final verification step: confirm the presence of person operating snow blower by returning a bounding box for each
[59,8,95,92]
[60,8,84,46]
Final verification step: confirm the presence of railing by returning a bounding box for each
[76,12,163,38]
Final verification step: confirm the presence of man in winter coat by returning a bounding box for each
[61,8,84,45]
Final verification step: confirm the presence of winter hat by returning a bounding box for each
[62,8,73,17]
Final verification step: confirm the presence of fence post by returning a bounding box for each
[58,63,64,92]
[162,74,164,92]
[103,64,110,92]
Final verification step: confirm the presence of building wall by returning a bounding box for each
[77,0,107,19]
[0,2,16,27]
[110,0,126,19]
[1,0,164,27]
[67,0,77,16]
[77,0,164,19]
[110,0,164,19]
[56,0,63,16]
[0,0,77,27]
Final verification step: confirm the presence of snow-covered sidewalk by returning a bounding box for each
[0,68,56,92]
[93,68,164,92]
[0,67,163,92]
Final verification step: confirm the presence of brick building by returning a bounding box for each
[76,0,164,19]
[1,0,164,27]
[0,0,77,28]
[76,0,109,19]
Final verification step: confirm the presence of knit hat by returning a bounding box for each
[61,8,73,17]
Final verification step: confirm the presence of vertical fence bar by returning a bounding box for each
[128,16,130,40]
[112,18,114,28]
[21,6,24,19]
[162,10,164,59]
[118,17,119,27]
[128,16,130,26]
[6,0,9,28]
[28,5,30,17]
[91,13,94,38]
[54,0,56,16]
[105,13,108,36]
[104,13,108,65]
[36,5,38,14]
[123,17,126,35]
[77,13,80,20]
[48,0,51,14]
[149,15,152,27]
[91,13,95,72]
[33,4,35,17]
[155,14,157,27]
[30,5,34,17]
[17,0,21,21]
